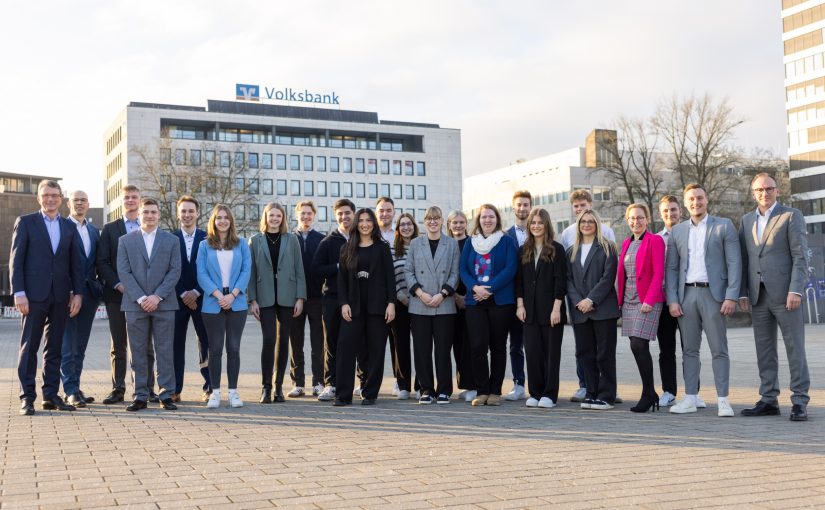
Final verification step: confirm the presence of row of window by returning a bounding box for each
[785,50,825,80]
[783,0,808,11]
[786,76,825,102]
[106,153,122,179]
[106,127,122,156]
[784,28,823,56]
[789,121,825,147]
[790,149,825,170]
[794,196,825,217]
[783,2,825,33]
[161,148,427,176]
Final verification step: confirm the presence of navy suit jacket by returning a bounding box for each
[77,221,102,300]
[295,228,325,299]
[10,212,84,303]
[174,228,207,298]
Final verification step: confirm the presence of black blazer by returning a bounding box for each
[96,218,128,304]
[565,242,620,324]
[515,241,567,325]
[311,230,347,296]
[337,242,395,317]
[296,229,325,299]
[78,221,102,300]
[174,228,206,298]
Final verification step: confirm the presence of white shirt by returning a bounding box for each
[69,216,91,257]
[216,249,234,288]
[181,227,196,261]
[686,215,709,284]
[513,225,528,247]
[142,228,157,259]
[561,222,616,250]
[579,243,593,267]
[755,202,778,243]
[380,228,394,246]
[534,245,542,268]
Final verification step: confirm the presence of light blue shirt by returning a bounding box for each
[124,216,140,234]
[41,211,61,254]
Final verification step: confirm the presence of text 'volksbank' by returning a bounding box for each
[235,83,339,105]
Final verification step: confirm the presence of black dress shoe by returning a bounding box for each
[20,401,35,416]
[273,387,285,403]
[361,398,376,406]
[103,389,125,405]
[79,390,95,404]
[161,398,178,411]
[790,404,808,422]
[126,400,147,412]
[260,388,272,404]
[66,393,87,408]
[333,399,351,406]
[148,393,160,403]
[740,401,780,417]
[42,396,75,411]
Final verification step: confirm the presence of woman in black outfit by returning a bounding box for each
[447,210,475,402]
[334,208,396,406]
[515,209,567,409]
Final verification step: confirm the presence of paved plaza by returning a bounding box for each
[1,316,824,509]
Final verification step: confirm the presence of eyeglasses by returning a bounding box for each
[424,217,441,223]
[580,220,597,226]
[752,187,777,194]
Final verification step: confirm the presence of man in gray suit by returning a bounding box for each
[666,183,741,417]
[738,173,810,421]
[116,198,181,411]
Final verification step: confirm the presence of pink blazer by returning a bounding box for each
[617,232,665,307]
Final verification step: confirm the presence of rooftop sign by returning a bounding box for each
[235,83,340,105]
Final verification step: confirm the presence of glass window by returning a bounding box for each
[343,182,353,197]
[220,151,231,167]
[356,182,365,198]
[190,150,201,166]
[249,178,259,194]
[175,149,186,165]
[293,133,308,146]
[380,183,390,197]
[343,158,352,173]
[290,180,301,196]
[304,155,313,171]
[190,176,202,193]
[368,159,377,174]
[393,160,401,175]
[392,184,402,199]
[318,206,328,222]
[380,160,390,174]
[234,152,244,168]
[405,184,414,199]
[235,204,246,220]
[304,180,314,196]
[248,204,260,222]
[404,161,414,176]
[330,157,339,172]
[418,209,426,220]
[160,148,171,164]
[263,179,273,195]
[277,179,287,195]
[356,158,365,173]
[329,135,343,148]
[369,183,378,199]
[331,181,340,197]
[344,136,356,149]
[416,162,425,176]
[205,150,216,166]
[234,177,245,191]
[317,181,327,196]
[248,153,259,169]
[262,153,272,169]
[317,156,326,172]
[276,154,287,170]
[417,185,426,200]
[290,155,300,171]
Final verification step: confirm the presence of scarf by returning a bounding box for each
[470,231,504,255]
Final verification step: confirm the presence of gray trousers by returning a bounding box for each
[676,286,729,397]
[752,291,810,406]
[202,310,247,390]
[126,310,175,401]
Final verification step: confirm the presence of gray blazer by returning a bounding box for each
[116,230,181,312]
[739,204,809,306]
[565,242,620,324]
[666,215,741,305]
[248,232,307,308]
[404,235,460,316]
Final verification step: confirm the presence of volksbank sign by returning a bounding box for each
[235,83,340,105]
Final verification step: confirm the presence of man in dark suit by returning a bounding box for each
[11,179,84,415]
[172,195,211,403]
[290,200,326,397]
[97,184,156,404]
[61,190,102,407]
[117,198,181,411]
[503,190,531,401]
[739,173,810,421]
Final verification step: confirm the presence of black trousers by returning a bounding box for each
[336,313,388,401]
[411,314,454,397]
[523,322,564,402]
[657,306,681,396]
[289,296,324,388]
[573,318,617,403]
[465,304,514,396]
[321,294,342,387]
[390,302,414,392]
[173,301,211,394]
[18,297,68,401]
[259,305,292,389]
[508,318,525,386]
[452,308,473,390]
[105,300,154,394]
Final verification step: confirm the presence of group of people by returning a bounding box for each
[10,173,810,421]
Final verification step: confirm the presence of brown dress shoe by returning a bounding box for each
[172,393,181,403]
[486,394,501,406]
[471,394,489,406]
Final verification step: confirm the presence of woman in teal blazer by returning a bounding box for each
[248,202,307,403]
[196,205,252,409]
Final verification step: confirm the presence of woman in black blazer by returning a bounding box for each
[515,209,567,409]
[335,208,396,406]
[566,209,620,411]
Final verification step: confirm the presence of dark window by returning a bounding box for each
[262,153,273,169]
[343,158,352,173]
[304,181,314,196]
[380,160,390,174]
[205,150,216,166]
[416,162,426,176]
[317,156,326,172]
[405,184,414,199]
[175,149,186,165]
[355,158,365,173]
[276,154,287,170]
[368,183,378,198]
[330,157,339,172]
[249,178,259,194]
[331,181,340,197]
[234,152,244,168]
[248,153,259,169]
[290,155,300,171]
[417,185,426,200]
[191,150,201,166]
[220,152,231,167]
[356,182,365,198]
[304,155,313,171]
[343,182,353,197]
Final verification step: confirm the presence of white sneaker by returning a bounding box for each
[695,396,707,408]
[614,394,623,404]
[287,387,304,398]
[505,384,526,401]
[397,390,410,400]
[312,384,323,397]
[228,390,243,408]
[413,390,420,399]
[526,397,539,408]
[353,387,362,398]
[391,382,399,397]
[717,397,734,417]
[670,396,698,414]
[317,386,336,401]
[206,390,221,409]
[659,392,676,407]
[538,397,556,409]
[457,389,468,400]
[570,387,587,402]
[463,390,477,402]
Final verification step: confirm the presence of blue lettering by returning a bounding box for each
[322,94,331,104]
[288,88,297,101]
[275,90,285,100]
[264,87,275,99]
[314,94,322,103]
[331,92,339,104]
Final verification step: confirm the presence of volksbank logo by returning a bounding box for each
[235,83,340,105]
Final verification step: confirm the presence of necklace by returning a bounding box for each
[265,232,281,246]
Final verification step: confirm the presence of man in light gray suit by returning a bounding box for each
[117,198,181,412]
[666,183,741,417]
[738,173,810,422]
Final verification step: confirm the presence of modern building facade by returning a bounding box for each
[103,101,462,235]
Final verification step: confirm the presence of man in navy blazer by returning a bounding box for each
[11,180,83,415]
[503,190,532,401]
[60,190,102,407]
[172,196,211,402]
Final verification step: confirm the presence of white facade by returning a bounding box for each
[103,101,462,234]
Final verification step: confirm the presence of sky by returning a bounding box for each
[0,1,785,206]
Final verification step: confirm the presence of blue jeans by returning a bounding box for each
[60,296,99,396]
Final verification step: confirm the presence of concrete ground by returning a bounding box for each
[1,317,824,509]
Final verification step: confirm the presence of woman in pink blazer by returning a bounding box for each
[617,204,665,413]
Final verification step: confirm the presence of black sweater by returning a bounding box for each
[311,230,347,296]
[337,241,395,317]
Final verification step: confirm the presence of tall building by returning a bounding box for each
[103,100,462,234]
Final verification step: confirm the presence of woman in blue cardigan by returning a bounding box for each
[459,204,518,406]
[196,205,252,409]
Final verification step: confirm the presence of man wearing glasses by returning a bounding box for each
[738,173,810,421]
